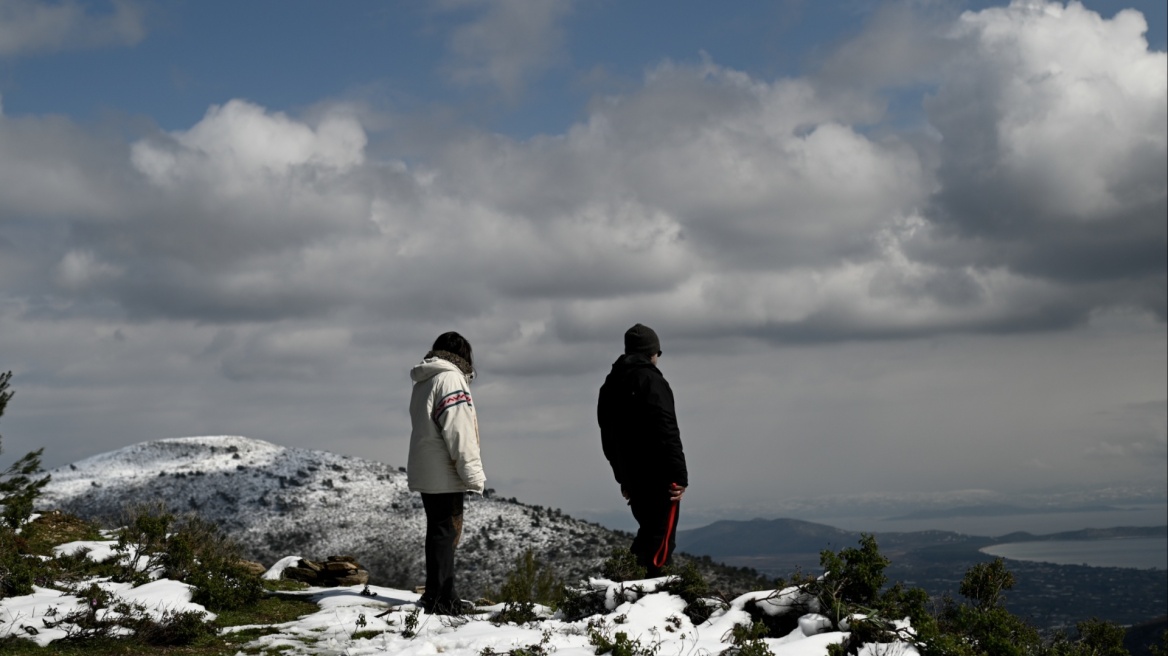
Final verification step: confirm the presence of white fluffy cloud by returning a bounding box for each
[914,1,1166,318]
[2,2,1163,341]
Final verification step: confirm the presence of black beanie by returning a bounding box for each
[624,323,661,356]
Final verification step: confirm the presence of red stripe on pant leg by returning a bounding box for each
[653,501,679,569]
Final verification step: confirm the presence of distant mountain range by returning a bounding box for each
[676,516,1167,559]
[883,503,1135,521]
[681,485,1167,529]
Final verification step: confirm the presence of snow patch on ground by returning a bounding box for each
[1,546,918,654]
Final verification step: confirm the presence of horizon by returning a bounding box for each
[1,0,1165,534]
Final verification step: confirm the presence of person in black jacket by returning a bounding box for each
[598,323,688,576]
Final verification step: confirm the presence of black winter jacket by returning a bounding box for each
[597,353,688,490]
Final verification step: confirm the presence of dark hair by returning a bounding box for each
[432,331,473,367]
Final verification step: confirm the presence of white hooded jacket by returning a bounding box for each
[407,355,486,494]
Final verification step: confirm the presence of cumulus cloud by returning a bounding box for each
[438,0,572,100]
[1,1,1162,351]
[0,0,146,56]
[131,100,368,187]
[912,0,1166,316]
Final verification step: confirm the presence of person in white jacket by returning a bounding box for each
[407,331,485,614]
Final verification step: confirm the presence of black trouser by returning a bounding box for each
[421,492,464,611]
[628,485,679,578]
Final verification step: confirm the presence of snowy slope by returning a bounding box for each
[38,436,679,598]
[2,555,914,655]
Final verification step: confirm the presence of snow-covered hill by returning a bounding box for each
[38,435,630,597]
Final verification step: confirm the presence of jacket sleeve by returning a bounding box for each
[597,380,625,486]
[433,373,486,493]
[647,375,688,488]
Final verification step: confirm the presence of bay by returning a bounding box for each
[826,504,1168,537]
[980,537,1167,570]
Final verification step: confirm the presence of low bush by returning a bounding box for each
[0,372,51,530]
[111,502,264,611]
[0,526,43,597]
[658,561,720,625]
[795,536,1134,656]
[601,547,646,583]
[816,533,889,627]
[493,549,563,624]
[128,608,217,647]
[587,618,660,656]
[721,621,773,656]
[559,583,609,622]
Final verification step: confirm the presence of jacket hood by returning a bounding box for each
[610,352,657,373]
[410,356,466,384]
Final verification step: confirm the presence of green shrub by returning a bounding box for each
[494,600,540,624]
[1148,630,1167,656]
[188,561,265,612]
[658,561,719,625]
[601,548,647,583]
[112,502,174,584]
[559,583,609,622]
[1044,618,1130,656]
[54,582,119,640]
[958,558,1014,610]
[46,581,217,646]
[588,619,660,656]
[0,449,49,530]
[828,615,912,656]
[132,608,217,646]
[876,581,933,629]
[0,372,51,530]
[401,607,420,638]
[920,559,1042,656]
[721,621,773,656]
[110,503,263,611]
[817,533,889,625]
[0,525,44,598]
[493,549,563,624]
[499,549,563,606]
[161,514,225,580]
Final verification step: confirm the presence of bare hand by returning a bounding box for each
[669,483,686,502]
[621,486,630,501]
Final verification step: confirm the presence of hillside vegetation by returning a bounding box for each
[37,434,765,599]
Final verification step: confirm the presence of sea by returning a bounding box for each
[980,537,1167,570]
[821,503,1168,571]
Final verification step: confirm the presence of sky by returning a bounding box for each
[0,0,1165,531]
